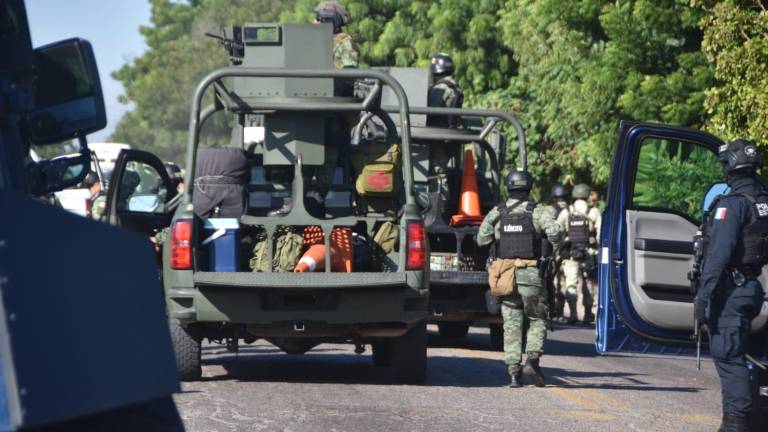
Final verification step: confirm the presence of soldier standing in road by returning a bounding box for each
[695,140,768,432]
[543,184,570,319]
[557,184,601,324]
[477,170,562,387]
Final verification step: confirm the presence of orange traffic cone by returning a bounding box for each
[294,228,353,272]
[294,244,325,272]
[450,149,484,227]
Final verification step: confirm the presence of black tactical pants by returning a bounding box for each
[708,278,764,417]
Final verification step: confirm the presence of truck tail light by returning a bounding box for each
[406,220,426,271]
[171,219,192,269]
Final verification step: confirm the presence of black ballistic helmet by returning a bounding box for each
[430,54,454,76]
[315,1,350,33]
[550,184,569,200]
[718,139,762,174]
[506,170,533,193]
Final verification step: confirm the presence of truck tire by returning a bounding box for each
[390,320,427,384]
[437,322,470,338]
[489,323,503,352]
[169,319,201,381]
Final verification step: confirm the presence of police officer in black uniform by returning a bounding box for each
[695,139,768,432]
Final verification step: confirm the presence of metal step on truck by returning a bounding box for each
[103,23,430,384]
[375,68,527,349]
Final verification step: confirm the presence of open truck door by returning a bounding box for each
[598,121,768,352]
[104,149,178,238]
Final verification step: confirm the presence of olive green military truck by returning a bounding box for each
[378,68,527,349]
[103,23,429,384]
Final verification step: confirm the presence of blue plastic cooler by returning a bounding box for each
[202,218,240,272]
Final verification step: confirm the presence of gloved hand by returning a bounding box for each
[694,298,708,325]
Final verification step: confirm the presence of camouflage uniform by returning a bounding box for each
[556,201,601,322]
[477,198,561,375]
[332,32,358,69]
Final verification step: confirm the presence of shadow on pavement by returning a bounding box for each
[200,346,509,387]
[544,337,598,358]
[544,368,705,393]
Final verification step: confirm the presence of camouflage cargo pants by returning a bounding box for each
[562,258,595,310]
[501,267,548,374]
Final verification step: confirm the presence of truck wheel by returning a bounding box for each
[390,320,427,384]
[489,323,504,352]
[438,322,470,338]
[169,319,201,381]
[371,340,392,367]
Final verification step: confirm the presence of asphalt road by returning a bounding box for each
[174,323,721,432]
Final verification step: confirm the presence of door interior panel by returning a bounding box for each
[626,210,768,332]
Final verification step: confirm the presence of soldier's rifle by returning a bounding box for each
[687,227,706,371]
[205,28,244,64]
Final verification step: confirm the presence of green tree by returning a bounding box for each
[110,0,289,163]
[698,0,768,146]
[497,0,713,191]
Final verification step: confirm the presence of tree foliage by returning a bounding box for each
[112,0,764,199]
[497,0,712,190]
[110,0,289,162]
[698,0,768,146]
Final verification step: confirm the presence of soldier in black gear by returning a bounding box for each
[427,54,464,128]
[695,139,768,432]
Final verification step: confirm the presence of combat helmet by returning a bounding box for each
[315,1,351,33]
[506,170,533,193]
[572,183,591,200]
[719,139,762,175]
[430,54,454,76]
[550,184,570,200]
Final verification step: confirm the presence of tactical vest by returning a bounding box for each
[721,192,768,269]
[568,210,591,246]
[496,202,540,259]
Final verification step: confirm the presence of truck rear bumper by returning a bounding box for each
[167,271,428,327]
[428,271,501,323]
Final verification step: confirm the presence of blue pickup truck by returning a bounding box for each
[597,121,768,427]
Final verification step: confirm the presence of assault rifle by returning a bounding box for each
[540,239,557,332]
[687,227,706,371]
[205,26,244,64]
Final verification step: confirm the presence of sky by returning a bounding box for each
[26,0,151,142]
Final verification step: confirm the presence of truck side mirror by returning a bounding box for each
[26,38,106,145]
[701,181,730,219]
[30,150,91,195]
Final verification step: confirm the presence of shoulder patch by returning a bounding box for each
[756,202,768,217]
[714,207,727,220]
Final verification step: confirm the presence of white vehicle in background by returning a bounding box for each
[89,142,131,184]
[52,151,105,217]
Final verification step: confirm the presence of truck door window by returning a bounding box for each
[631,137,721,221]
[118,161,167,213]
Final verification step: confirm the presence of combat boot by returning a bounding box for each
[508,371,523,388]
[522,354,545,387]
[267,197,293,217]
[717,413,750,432]
[583,310,595,325]
[567,301,578,324]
